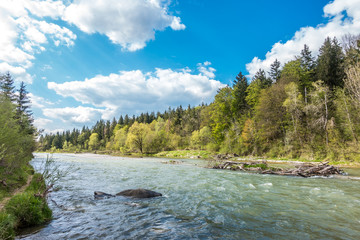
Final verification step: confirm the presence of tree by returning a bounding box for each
[88,133,100,150]
[255,82,287,151]
[0,93,35,173]
[16,82,34,132]
[245,79,263,110]
[209,87,233,145]
[113,126,129,152]
[283,82,305,147]
[317,37,345,90]
[269,59,281,82]
[342,34,360,66]
[299,45,316,103]
[344,62,360,107]
[0,73,16,102]
[231,72,248,117]
[305,81,331,148]
[300,44,315,71]
[126,122,149,153]
[253,68,272,87]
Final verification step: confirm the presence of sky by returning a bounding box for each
[1,0,360,133]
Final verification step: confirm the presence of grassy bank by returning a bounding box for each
[0,171,51,240]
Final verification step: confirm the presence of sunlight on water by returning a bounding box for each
[18,153,360,240]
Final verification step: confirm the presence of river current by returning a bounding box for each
[18,153,360,239]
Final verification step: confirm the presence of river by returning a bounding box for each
[18,153,360,239]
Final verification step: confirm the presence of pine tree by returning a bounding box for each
[269,59,281,82]
[232,72,248,116]
[253,69,272,87]
[16,81,34,133]
[317,37,345,90]
[118,115,124,125]
[300,44,315,71]
[0,72,16,102]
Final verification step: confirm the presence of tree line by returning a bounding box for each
[38,35,360,161]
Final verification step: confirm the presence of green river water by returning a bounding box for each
[18,153,360,239]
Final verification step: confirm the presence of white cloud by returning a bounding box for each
[43,106,106,125]
[246,0,360,78]
[29,93,54,108]
[63,0,185,51]
[197,62,216,78]
[0,0,76,83]
[47,63,224,125]
[34,117,53,130]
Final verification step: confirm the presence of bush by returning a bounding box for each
[25,173,46,194]
[0,212,15,240]
[5,193,52,228]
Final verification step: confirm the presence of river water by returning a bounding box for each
[18,153,360,240]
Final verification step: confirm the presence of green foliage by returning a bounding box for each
[209,87,233,144]
[0,212,15,240]
[269,59,281,82]
[245,79,263,110]
[126,122,149,153]
[317,37,345,90]
[231,72,249,117]
[0,95,35,176]
[88,133,100,150]
[5,193,52,228]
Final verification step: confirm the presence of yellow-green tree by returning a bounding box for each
[126,122,149,153]
[88,133,100,150]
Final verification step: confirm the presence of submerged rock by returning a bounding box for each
[94,191,115,199]
[94,189,162,199]
[116,189,162,198]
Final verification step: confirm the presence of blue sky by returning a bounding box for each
[1,0,359,133]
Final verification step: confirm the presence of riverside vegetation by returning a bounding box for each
[38,35,360,165]
[0,74,52,240]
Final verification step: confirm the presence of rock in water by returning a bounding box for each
[94,191,115,199]
[116,189,162,198]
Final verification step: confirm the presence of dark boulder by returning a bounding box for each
[94,191,115,199]
[116,188,162,198]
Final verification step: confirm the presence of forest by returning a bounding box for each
[38,35,360,162]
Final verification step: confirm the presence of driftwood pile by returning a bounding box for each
[213,153,239,160]
[213,161,344,178]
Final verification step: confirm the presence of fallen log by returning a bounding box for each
[213,160,345,177]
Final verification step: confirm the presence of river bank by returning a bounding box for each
[38,149,360,168]
[0,168,51,240]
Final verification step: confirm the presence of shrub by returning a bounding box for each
[5,193,52,228]
[0,212,15,240]
[26,173,46,194]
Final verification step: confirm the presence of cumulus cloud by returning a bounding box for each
[0,0,76,83]
[47,63,224,125]
[0,0,184,83]
[29,93,54,109]
[63,0,185,51]
[43,106,106,125]
[34,117,53,130]
[246,0,360,78]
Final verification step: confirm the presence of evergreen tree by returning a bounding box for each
[118,115,124,125]
[0,72,16,102]
[269,59,281,82]
[300,44,315,71]
[232,72,248,116]
[124,114,129,125]
[317,37,345,90]
[16,82,33,131]
[253,68,272,87]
